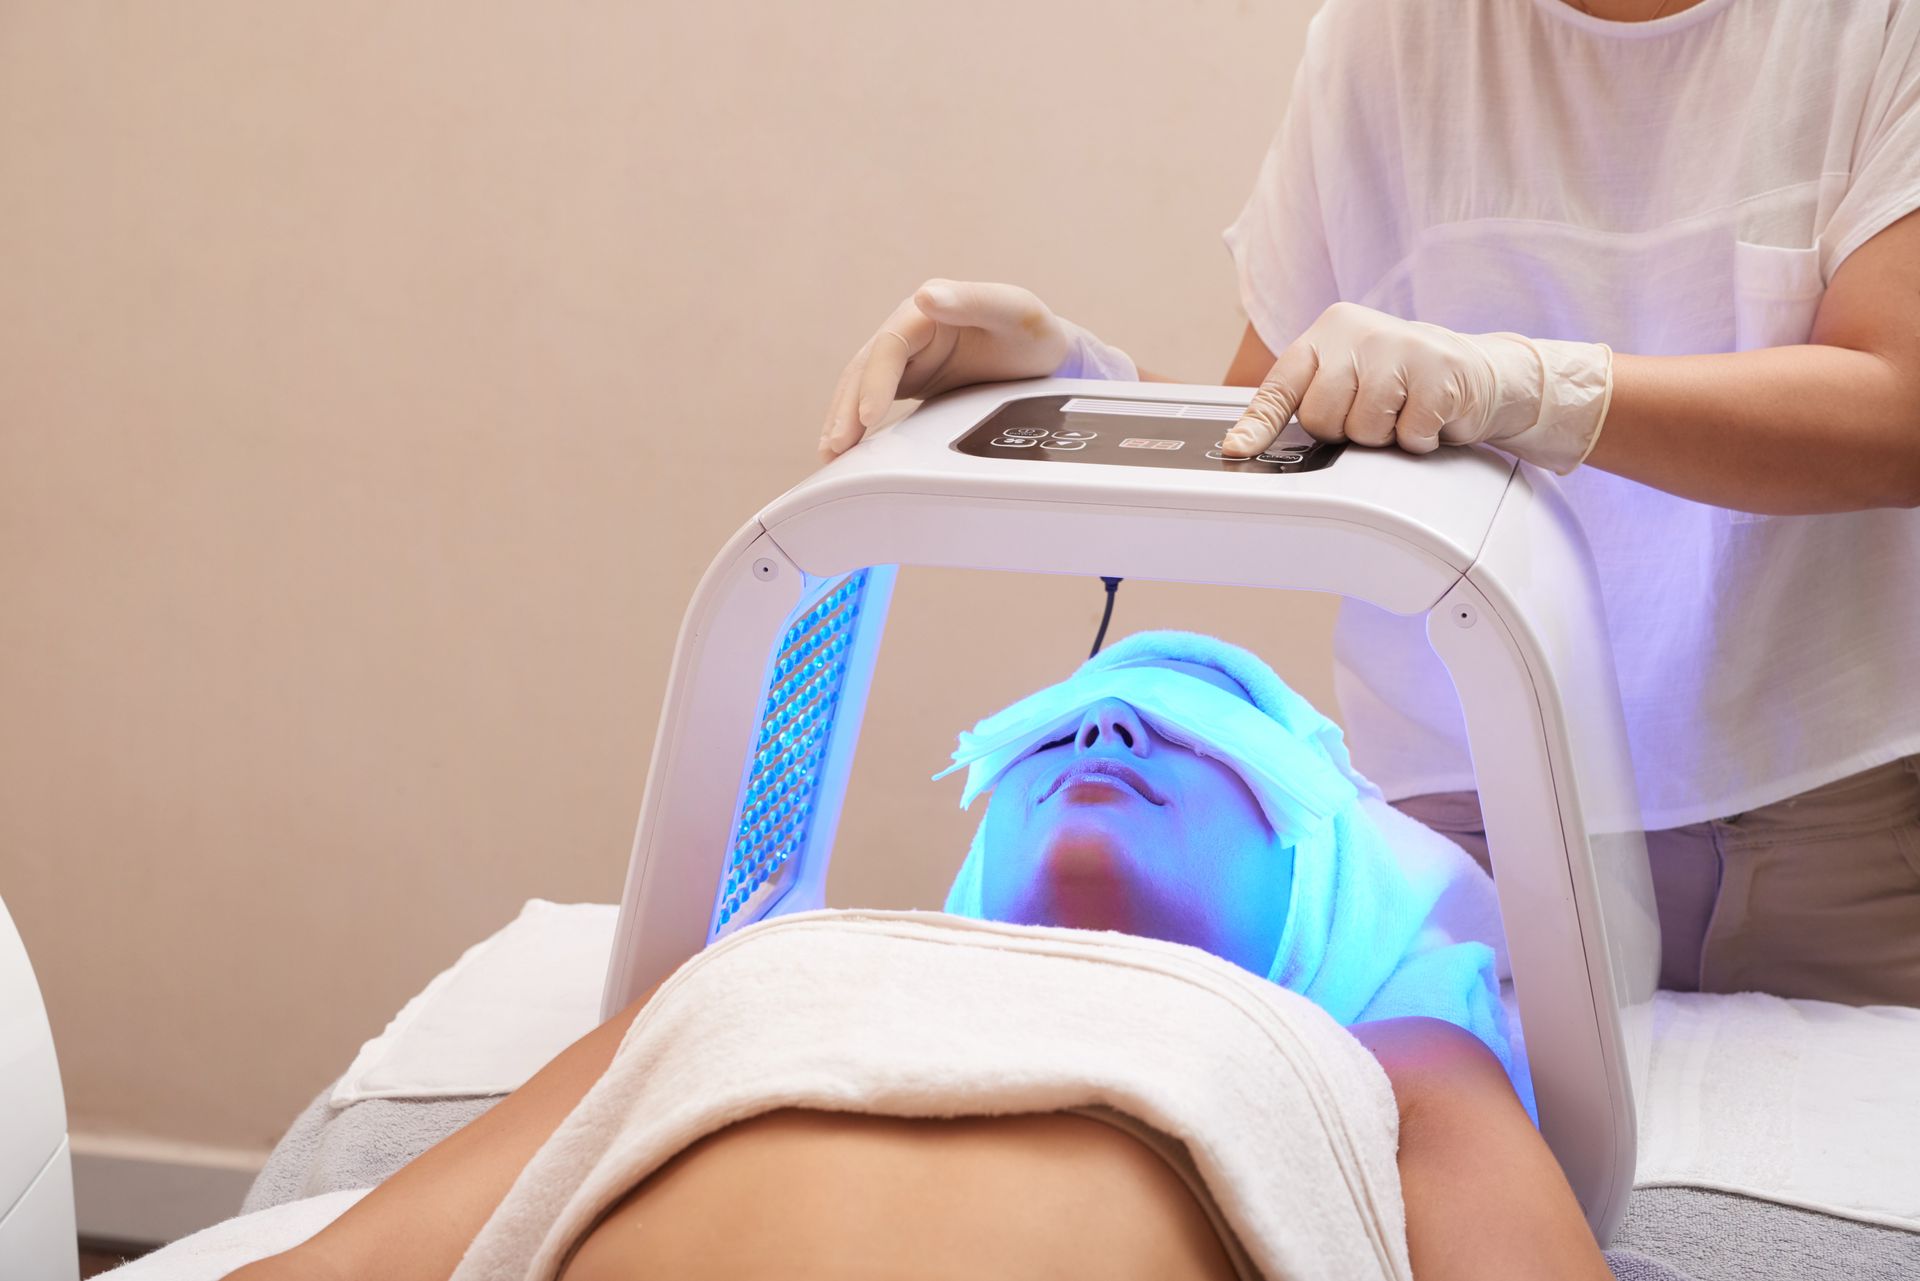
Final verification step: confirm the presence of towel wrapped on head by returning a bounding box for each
[937,629,1528,1111]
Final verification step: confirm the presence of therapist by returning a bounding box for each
[819,0,1920,1007]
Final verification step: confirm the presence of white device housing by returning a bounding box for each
[602,379,1658,1239]
[0,895,78,1279]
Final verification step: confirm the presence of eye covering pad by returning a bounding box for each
[933,666,1359,846]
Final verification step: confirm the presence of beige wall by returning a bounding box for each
[0,1,1326,1158]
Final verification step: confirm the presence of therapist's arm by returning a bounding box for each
[1133,323,1278,386]
[1585,210,1920,513]
[224,989,657,1281]
[1224,210,1920,513]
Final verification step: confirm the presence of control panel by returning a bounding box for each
[951,394,1342,474]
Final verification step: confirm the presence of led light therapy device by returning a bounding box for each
[602,380,1659,1240]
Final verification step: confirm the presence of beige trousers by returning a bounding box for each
[1391,755,1920,1007]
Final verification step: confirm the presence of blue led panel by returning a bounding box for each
[711,569,871,935]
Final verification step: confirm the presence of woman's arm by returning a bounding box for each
[1132,323,1278,386]
[1225,211,1920,512]
[227,988,657,1281]
[1587,209,1920,513]
[1349,1017,1613,1281]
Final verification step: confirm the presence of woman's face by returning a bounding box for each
[976,658,1294,976]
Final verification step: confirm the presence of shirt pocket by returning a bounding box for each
[1731,241,1824,351]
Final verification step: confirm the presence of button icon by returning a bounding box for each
[992,437,1037,448]
[1003,427,1050,438]
[1206,450,1244,461]
[1257,452,1304,464]
[1051,430,1097,440]
[1040,439,1087,451]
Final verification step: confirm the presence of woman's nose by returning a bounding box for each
[1073,699,1151,758]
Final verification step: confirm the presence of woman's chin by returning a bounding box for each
[1023,827,1143,932]
[1037,806,1146,864]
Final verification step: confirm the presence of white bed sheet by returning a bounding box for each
[100,1190,366,1278]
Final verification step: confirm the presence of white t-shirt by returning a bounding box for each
[1224,0,1920,830]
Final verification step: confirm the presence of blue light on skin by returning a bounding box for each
[976,658,1294,977]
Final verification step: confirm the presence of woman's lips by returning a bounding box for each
[1040,758,1165,805]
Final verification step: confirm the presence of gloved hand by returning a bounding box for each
[1222,302,1613,474]
[820,279,1136,458]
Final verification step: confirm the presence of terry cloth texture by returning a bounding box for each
[329,899,614,1106]
[938,629,1522,1107]
[1632,991,1920,1232]
[449,910,1412,1281]
[242,1085,499,1214]
[1609,1187,1920,1281]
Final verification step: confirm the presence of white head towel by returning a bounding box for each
[937,630,1527,1111]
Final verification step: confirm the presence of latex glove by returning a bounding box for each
[820,279,1135,457]
[1223,302,1613,474]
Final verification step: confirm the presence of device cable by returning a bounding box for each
[1089,576,1124,657]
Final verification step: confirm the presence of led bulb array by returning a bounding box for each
[714,570,870,930]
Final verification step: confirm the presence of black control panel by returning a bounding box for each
[950,394,1342,474]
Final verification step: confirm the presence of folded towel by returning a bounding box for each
[243,1086,500,1214]
[331,900,613,1106]
[451,909,1413,1281]
[1634,991,1920,1232]
[938,630,1523,1108]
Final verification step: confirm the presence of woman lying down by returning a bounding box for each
[231,632,1611,1281]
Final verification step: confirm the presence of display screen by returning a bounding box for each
[951,395,1339,474]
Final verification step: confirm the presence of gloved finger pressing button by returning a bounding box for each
[1221,301,1613,473]
[1223,337,1318,456]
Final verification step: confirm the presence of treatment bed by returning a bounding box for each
[95,382,1920,1277]
[110,899,1920,1280]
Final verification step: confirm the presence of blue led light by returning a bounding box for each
[711,569,871,935]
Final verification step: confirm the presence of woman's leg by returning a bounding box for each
[1350,1017,1613,1281]
[1393,759,1920,1006]
[1387,792,1494,873]
[1702,754,1920,1004]
[1389,791,1722,993]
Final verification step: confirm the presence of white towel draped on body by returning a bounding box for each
[451,910,1412,1281]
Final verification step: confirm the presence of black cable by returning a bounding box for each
[1089,576,1124,657]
